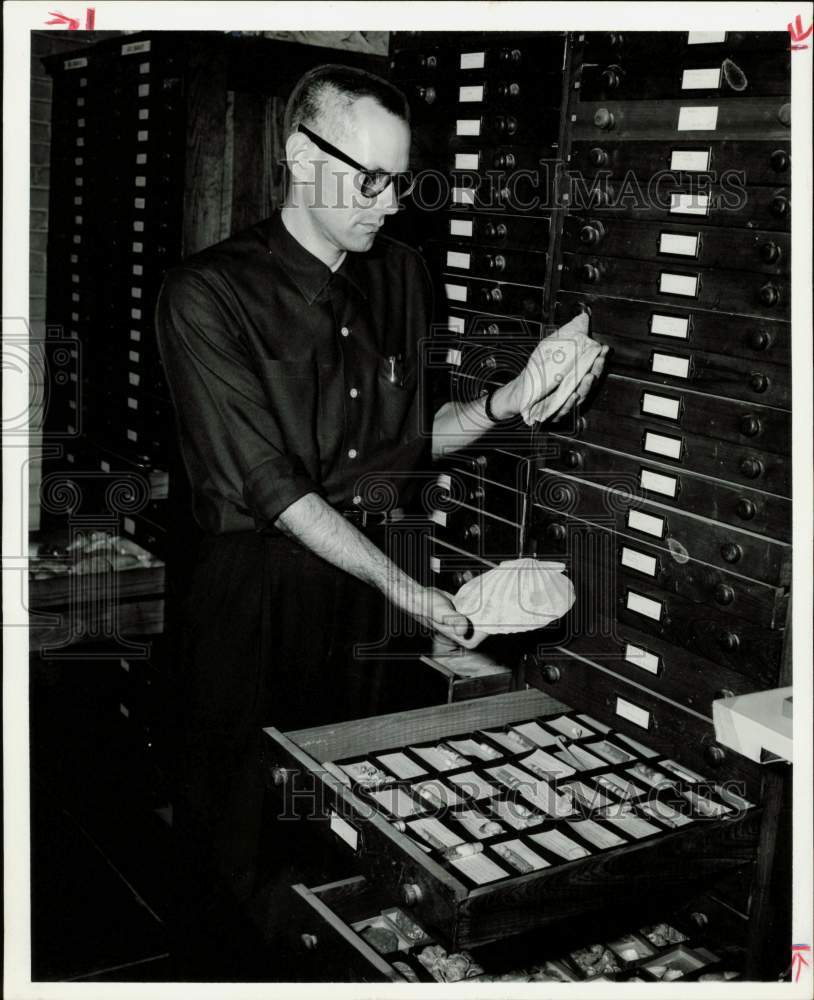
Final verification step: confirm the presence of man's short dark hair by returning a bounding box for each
[284,63,410,145]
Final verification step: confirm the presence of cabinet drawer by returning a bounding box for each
[588,375,790,456]
[528,508,787,631]
[531,469,791,587]
[577,52,789,101]
[539,437,791,543]
[434,466,528,525]
[443,275,544,319]
[560,408,790,497]
[447,172,554,214]
[447,109,561,146]
[568,140,790,186]
[561,253,789,319]
[445,309,543,339]
[391,35,566,81]
[562,217,790,277]
[264,687,761,950]
[445,210,550,250]
[405,77,562,112]
[523,652,763,797]
[527,621,764,718]
[442,337,530,388]
[579,31,788,62]
[431,243,547,283]
[430,504,521,561]
[571,98,791,141]
[566,180,790,232]
[555,294,790,391]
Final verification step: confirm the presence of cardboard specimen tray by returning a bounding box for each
[264,689,761,950]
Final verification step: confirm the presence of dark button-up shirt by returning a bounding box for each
[155,211,443,534]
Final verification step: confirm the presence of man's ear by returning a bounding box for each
[284,131,313,181]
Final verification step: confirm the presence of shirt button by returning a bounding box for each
[340,326,350,337]
[347,448,358,459]
[349,387,359,398]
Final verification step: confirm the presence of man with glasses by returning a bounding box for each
[156,63,605,973]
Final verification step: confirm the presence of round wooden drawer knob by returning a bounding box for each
[759,241,781,263]
[714,584,735,606]
[401,883,424,907]
[541,664,561,683]
[600,66,622,88]
[715,689,736,701]
[736,498,756,520]
[758,283,780,307]
[770,195,789,217]
[739,457,764,479]
[589,146,608,166]
[484,220,508,237]
[748,373,769,393]
[747,329,770,351]
[705,745,726,766]
[579,222,605,245]
[579,264,601,283]
[770,149,789,172]
[690,911,709,929]
[593,107,615,130]
[720,542,742,563]
[564,449,583,469]
[547,523,567,542]
[739,414,761,437]
[300,933,319,950]
[486,254,507,272]
[271,767,289,786]
[718,631,740,652]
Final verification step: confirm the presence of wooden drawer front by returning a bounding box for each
[567,181,790,232]
[443,275,544,319]
[433,243,547,283]
[562,217,790,277]
[446,172,555,215]
[561,254,789,320]
[530,620,765,718]
[578,54,789,101]
[447,143,557,178]
[445,110,561,146]
[530,470,790,587]
[429,538,495,593]
[445,309,543,339]
[291,877,405,982]
[568,140,790,186]
[431,504,521,561]
[443,336,534,389]
[404,77,563,113]
[571,99,791,141]
[555,292,790,369]
[391,35,566,81]
[265,687,761,950]
[540,438,791,543]
[528,508,787,631]
[579,31,788,63]
[588,376,790,456]
[434,467,527,525]
[524,652,763,798]
[559,409,790,497]
[671,892,749,948]
[445,210,550,250]
[436,446,532,485]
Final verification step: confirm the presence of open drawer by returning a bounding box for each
[264,688,762,951]
[290,873,746,983]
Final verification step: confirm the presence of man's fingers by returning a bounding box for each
[442,611,473,638]
[551,391,577,422]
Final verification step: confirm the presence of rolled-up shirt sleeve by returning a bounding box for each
[155,267,322,531]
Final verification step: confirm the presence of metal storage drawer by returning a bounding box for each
[579,31,788,62]
[430,503,522,562]
[444,210,550,250]
[264,688,762,950]
[430,242,547,283]
[442,275,545,319]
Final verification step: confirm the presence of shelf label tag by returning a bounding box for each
[687,30,726,44]
[460,51,485,69]
[450,218,474,238]
[626,590,663,622]
[677,106,719,131]
[329,811,359,851]
[445,283,468,302]
[456,119,481,136]
[447,314,466,334]
[643,431,683,460]
[670,193,710,216]
[627,509,665,538]
[624,642,661,675]
[670,149,711,171]
[615,696,652,729]
[452,186,476,206]
[659,233,699,257]
[454,153,480,170]
[659,272,699,297]
[447,250,471,269]
[650,313,689,339]
[459,85,484,103]
[681,67,722,89]
[651,352,690,378]
[122,40,152,55]
[642,392,681,420]
[621,546,658,577]
[430,509,448,527]
[445,348,463,367]
[639,468,678,497]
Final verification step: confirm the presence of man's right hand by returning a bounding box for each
[397,584,473,648]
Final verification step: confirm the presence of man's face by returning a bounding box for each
[305,97,411,254]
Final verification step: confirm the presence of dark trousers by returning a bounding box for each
[167,527,432,974]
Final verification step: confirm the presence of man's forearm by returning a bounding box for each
[431,382,515,458]
[275,491,420,610]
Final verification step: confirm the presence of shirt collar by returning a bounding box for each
[264,211,370,305]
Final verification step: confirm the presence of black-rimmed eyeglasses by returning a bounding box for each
[297,123,415,200]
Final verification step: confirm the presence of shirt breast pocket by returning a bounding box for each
[376,354,418,444]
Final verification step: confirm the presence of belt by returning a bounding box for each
[339,507,406,528]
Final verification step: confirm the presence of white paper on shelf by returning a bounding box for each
[447,314,466,334]
[520,748,576,779]
[546,716,594,739]
[596,773,646,799]
[604,815,661,839]
[493,839,549,871]
[562,781,610,810]
[407,817,464,848]
[586,740,636,765]
[445,348,463,367]
[576,714,611,733]
[329,811,359,850]
[554,745,606,771]
[452,186,476,206]
[638,800,694,828]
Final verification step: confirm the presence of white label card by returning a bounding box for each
[616,697,652,729]
[643,431,683,459]
[122,40,151,55]
[642,392,681,420]
[687,30,726,44]
[621,547,657,577]
[445,283,468,303]
[626,591,663,621]
[446,250,471,269]
[445,348,463,367]
[677,106,719,131]
[639,468,678,497]
[452,186,476,206]
[670,193,710,216]
[681,67,722,90]
[659,233,699,257]
[454,149,480,169]
[123,517,135,535]
[459,85,484,103]
[430,556,442,574]
[456,119,481,136]
[650,313,690,339]
[460,51,485,69]
[652,352,691,378]
[670,149,711,171]
[430,509,448,527]
[447,314,466,334]
[659,272,699,297]
[450,218,474,236]
[627,508,665,538]
[329,811,359,850]
[625,642,661,675]
[65,57,88,69]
